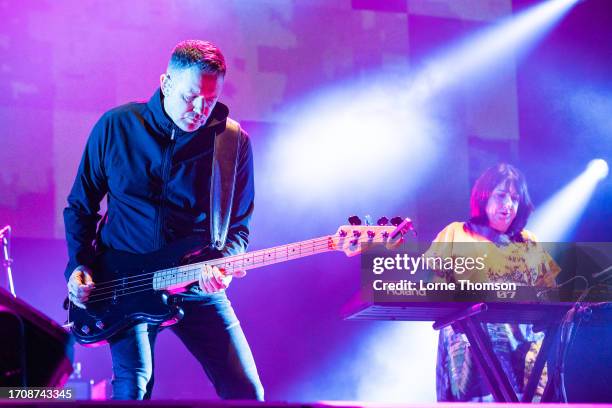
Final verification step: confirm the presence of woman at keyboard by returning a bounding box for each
[426,163,560,401]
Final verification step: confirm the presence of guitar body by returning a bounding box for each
[69,239,208,347]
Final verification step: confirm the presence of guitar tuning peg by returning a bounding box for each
[377,216,389,226]
[390,216,403,226]
[348,215,362,226]
[364,215,373,226]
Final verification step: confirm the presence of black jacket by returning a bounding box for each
[63,89,254,281]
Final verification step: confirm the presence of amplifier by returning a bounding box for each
[0,287,73,386]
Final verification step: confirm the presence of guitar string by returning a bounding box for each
[78,230,400,305]
[84,240,334,302]
[83,231,391,298]
[85,236,335,295]
[86,228,394,291]
[83,240,338,303]
[88,235,334,291]
[86,248,329,303]
[85,287,156,305]
[83,243,335,305]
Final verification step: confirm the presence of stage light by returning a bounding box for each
[256,78,444,239]
[257,0,580,239]
[258,0,581,218]
[256,0,582,401]
[408,0,580,99]
[527,159,608,241]
[586,158,609,181]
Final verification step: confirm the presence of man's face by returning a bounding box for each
[160,67,224,132]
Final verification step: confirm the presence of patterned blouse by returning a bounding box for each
[426,222,560,401]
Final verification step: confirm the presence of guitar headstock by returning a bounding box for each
[330,216,415,257]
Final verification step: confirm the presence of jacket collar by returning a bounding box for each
[147,88,230,137]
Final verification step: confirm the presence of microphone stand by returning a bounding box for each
[1,225,16,297]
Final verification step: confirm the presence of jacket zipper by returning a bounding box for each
[155,127,176,249]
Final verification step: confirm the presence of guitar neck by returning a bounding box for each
[152,235,336,291]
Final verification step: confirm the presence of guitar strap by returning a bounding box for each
[209,118,241,251]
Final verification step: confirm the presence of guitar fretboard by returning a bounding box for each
[152,235,335,291]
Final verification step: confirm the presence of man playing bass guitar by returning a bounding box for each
[64,40,263,401]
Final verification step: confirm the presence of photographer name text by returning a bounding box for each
[372,279,517,292]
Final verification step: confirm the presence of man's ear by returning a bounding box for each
[160,73,171,96]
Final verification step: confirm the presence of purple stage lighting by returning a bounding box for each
[528,158,608,241]
[409,0,581,99]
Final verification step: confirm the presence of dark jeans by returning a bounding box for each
[109,292,264,400]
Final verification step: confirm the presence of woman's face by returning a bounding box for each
[486,181,519,233]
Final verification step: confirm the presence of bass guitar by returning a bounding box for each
[67,217,413,346]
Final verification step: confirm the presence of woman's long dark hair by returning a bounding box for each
[468,163,534,241]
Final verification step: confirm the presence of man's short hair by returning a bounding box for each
[168,40,226,75]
